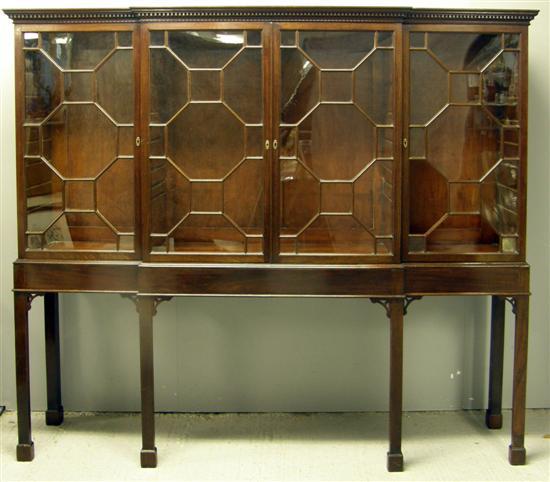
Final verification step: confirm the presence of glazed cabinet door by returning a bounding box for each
[404,26,527,261]
[18,25,139,258]
[143,24,270,262]
[273,24,401,263]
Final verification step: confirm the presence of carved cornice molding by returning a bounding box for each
[3,7,539,25]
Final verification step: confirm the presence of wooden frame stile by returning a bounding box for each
[518,26,529,260]
[139,22,151,263]
[14,24,26,260]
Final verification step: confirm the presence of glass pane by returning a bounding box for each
[428,32,500,71]
[280,48,319,124]
[168,31,243,68]
[190,70,221,101]
[504,33,520,49]
[24,32,39,48]
[96,49,134,123]
[23,31,135,253]
[64,72,93,101]
[149,30,264,256]
[149,48,188,124]
[450,73,480,103]
[150,158,191,235]
[410,51,447,125]
[42,104,118,178]
[320,71,352,102]
[299,31,374,69]
[25,158,63,233]
[24,51,62,123]
[354,49,394,125]
[169,214,245,253]
[42,32,115,70]
[224,48,263,123]
[43,213,117,250]
[224,159,264,235]
[482,52,519,125]
[246,30,261,46]
[280,30,394,257]
[65,181,94,211]
[167,103,244,180]
[409,31,522,255]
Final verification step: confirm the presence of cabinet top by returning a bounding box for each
[2,6,539,25]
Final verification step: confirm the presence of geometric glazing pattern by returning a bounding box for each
[22,31,135,252]
[408,31,521,254]
[148,30,264,255]
[279,30,394,256]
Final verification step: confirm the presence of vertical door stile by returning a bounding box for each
[270,23,281,262]
[401,24,411,263]
[139,24,151,261]
[394,23,404,264]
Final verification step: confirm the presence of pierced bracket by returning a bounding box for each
[151,296,173,316]
[504,296,517,315]
[404,295,422,315]
[25,293,44,311]
[121,294,173,316]
[370,298,392,319]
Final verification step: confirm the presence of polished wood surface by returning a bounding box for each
[486,295,505,429]
[4,6,537,473]
[44,293,63,426]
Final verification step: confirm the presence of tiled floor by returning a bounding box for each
[1,410,549,481]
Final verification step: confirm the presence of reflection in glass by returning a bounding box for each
[23,31,135,252]
[168,31,243,68]
[25,51,62,122]
[428,32,500,71]
[354,49,394,125]
[482,52,519,124]
[409,31,522,255]
[42,32,115,70]
[150,158,191,235]
[299,31,374,69]
[150,48,188,124]
[167,103,244,180]
[224,48,263,123]
[42,104,118,179]
[149,30,264,255]
[281,48,319,124]
[96,49,134,123]
[25,158,63,232]
[410,51,447,125]
[280,29,395,257]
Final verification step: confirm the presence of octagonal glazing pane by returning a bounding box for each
[42,104,118,179]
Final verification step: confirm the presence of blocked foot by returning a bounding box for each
[387,451,404,472]
[141,448,157,468]
[508,445,526,465]
[485,411,502,429]
[45,407,64,426]
[16,442,34,461]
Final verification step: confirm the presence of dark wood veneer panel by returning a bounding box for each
[13,261,138,293]
[139,264,403,296]
[405,263,529,295]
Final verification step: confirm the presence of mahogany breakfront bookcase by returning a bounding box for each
[4,6,538,471]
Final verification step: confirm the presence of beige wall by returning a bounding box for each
[1,0,548,412]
